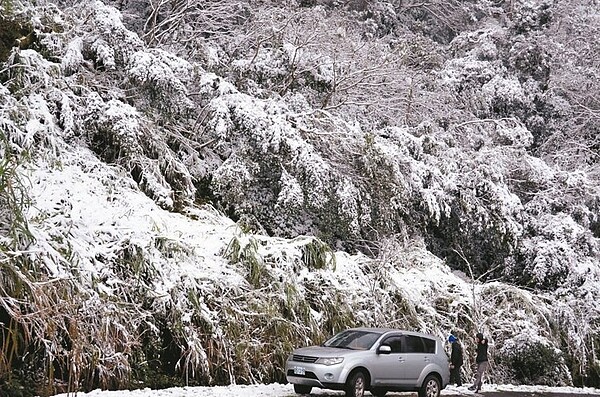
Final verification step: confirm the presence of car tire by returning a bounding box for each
[293,384,312,394]
[371,387,388,397]
[346,370,367,397]
[418,374,441,397]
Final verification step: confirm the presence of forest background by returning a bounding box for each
[1,0,600,396]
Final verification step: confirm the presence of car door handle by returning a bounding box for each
[398,357,405,362]
[424,357,430,362]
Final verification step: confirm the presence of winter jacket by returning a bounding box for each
[451,341,464,367]
[476,338,488,363]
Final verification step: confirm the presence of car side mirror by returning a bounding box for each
[378,345,392,354]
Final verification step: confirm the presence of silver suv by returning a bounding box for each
[286,327,450,397]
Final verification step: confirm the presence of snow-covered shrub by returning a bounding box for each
[588,357,600,388]
[0,1,65,66]
[84,97,195,210]
[440,56,507,115]
[511,0,553,34]
[541,0,600,163]
[301,237,336,271]
[126,49,196,114]
[507,154,555,206]
[2,49,61,94]
[503,164,600,288]
[393,0,481,44]
[194,84,378,245]
[423,141,526,280]
[210,154,260,215]
[470,283,564,384]
[224,233,267,288]
[61,37,85,76]
[0,14,30,63]
[507,36,551,86]
[229,47,289,97]
[0,99,33,254]
[507,213,598,290]
[448,27,505,61]
[443,26,541,122]
[514,237,573,290]
[0,237,147,394]
[50,1,144,77]
[141,0,251,48]
[348,1,398,38]
[494,121,533,148]
[551,285,600,387]
[481,75,530,118]
[496,334,569,386]
[78,1,143,67]
[275,167,303,211]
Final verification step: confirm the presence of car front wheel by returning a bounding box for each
[293,384,312,395]
[346,370,367,397]
[418,375,441,397]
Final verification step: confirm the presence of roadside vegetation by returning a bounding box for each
[1,0,599,395]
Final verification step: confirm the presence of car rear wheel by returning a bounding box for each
[293,384,312,394]
[346,370,367,397]
[371,387,388,397]
[418,374,441,397]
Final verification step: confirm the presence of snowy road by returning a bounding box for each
[51,384,600,397]
[443,392,600,397]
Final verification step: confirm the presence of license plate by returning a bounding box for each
[294,366,306,375]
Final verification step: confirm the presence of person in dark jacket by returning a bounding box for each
[469,332,489,392]
[448,333,463,387]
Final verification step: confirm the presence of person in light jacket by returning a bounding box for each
[469,332,488,392]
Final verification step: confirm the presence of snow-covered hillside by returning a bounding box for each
[1,0,600,396]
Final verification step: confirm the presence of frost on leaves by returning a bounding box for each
[85,97,195,211]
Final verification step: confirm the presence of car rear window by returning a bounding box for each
[404,335,425,353]
[401,335,436,353]
[422,337,436,353]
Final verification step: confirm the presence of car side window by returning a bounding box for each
[403,335,426,353]
[422,337,436,353]
[381,336,403,353]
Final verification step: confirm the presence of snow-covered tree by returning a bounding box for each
[1,0,600,394]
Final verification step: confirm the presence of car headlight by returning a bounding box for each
[315,357,344,366]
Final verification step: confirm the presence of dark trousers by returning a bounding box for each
[450,365,462,386]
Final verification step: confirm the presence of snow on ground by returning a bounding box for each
[51,383,600,397]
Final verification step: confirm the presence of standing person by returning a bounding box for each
[469,332,489,392]
[448,333,463,387]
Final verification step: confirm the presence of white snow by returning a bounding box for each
[2,0,599,395]
[51,383,600,397]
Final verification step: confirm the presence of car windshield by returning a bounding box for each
[323,330,382,350]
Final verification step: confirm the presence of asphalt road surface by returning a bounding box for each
[390,393,598,397]
[450,393,600,397]
[290,388,600,397]
[307,393,600,397]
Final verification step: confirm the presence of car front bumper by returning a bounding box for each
[285,360,348,389]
